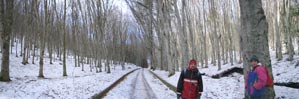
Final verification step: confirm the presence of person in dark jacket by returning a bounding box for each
[177,59,203,99]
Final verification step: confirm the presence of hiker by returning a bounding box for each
[245,56,268,99]
[177,59,203,99]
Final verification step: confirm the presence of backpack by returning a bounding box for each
[263,66,274,87]
[247,71,266,96]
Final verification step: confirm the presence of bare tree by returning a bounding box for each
[62,0,67,76]
[285,0,295,61]
[38,0,48,78]
[274,0,283,60]
[210,0,221,70]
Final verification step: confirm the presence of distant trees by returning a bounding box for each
[123,0,299,74]
[0,0,140,81]
[1,0,299,81]
[125,0,241,74]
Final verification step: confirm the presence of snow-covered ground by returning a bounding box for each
[271,55,299,83]
[104,69,176,99]
[1,44,299,99]
[152,53,299,99]
[0,49,139,99]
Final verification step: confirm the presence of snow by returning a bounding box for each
[1,44,299,99]
[0,49,139,99]
[152,53,299,99]
[104,69,176,99]
[271,55,299,83]
[152,70,244,99]
[199,63,242,77]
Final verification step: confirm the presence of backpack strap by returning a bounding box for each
[183,68,201,78]
[183,68,187,77]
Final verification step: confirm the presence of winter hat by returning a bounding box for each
[189,59,197,65]
[188,59,198,71]
[250,55,259,62]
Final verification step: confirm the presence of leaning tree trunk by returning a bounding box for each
[0,0,14,81]
[239,0,275,98]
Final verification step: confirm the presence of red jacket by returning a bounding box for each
[245,66,267,92]
[177,69,203,99]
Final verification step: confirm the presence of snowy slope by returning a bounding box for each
[153,70,299,99]
[0,49,139,99]
[271,55,299,83]
[150,50,299,99]
[152,53,299,99]
[1,43,299,99]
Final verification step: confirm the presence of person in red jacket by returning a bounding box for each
[245,56,267,99]
[177,59,203,99]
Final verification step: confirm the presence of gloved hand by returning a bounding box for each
[197,92,202,99]
[177,94,181,99]
[198,92,202,96]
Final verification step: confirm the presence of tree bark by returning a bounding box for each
[239,0,275,98]
[38,0,48,78]
[0,0,14,81]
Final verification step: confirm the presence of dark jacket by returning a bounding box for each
[177,68,203,99]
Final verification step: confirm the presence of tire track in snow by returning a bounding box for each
[130,69,157,99]
[103,69,159,99]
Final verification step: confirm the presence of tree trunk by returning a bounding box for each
[15,39,18,57]
[274,0,282,61]
[228,3,234,65]
[164,1,174,76]
[49,45,53,64]
[0,0,14,81]
[181,0,190,69]
[22,37,27,65]
[239,0,275,98]
[39,0,47,78]
[211,0,221,70]
[174,0,183,70]
[203,0,208,68]
[149,0,155,71]
[106,57,111,73]
[32,43,36,64]
[285,0,294,61]
[63,0,67,76]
